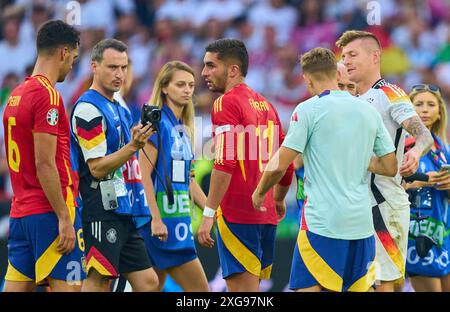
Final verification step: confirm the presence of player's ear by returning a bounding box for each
[91,61,97,73]
[373,50,381,64]
[229,64,240,78]
[61,46,69,62]
[303,74,312,88]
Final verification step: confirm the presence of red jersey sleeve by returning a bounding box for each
[32,86,61,135]
[212,94,241,174]
[273,105,294,186]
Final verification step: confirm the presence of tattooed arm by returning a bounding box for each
[400,115,433,176]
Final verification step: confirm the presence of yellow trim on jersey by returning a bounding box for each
[347,259,376,292]
[297,230,343,292]
[76,133,106,151]
[220,133,225,165]
[64,159,73,186]
[36,77,60,106]
[86,256,114,277]
[214,134,219,165]
[214,133,224,165]
[380,83,410,105]
[39,77,60,106]
[66,187,76,223]
[214,134,220,164]
[213,95,224,113]
[216,211,262,278]
[5,261,33,282]
[237,132,246,181]
[36,77,55,105]
[218,95,223,112]
[260,264,272,280]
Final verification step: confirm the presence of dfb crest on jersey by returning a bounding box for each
[106,228,117,244]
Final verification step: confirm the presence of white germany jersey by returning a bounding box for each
[359,79,417,209]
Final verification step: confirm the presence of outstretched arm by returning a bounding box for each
[252,147,298,211]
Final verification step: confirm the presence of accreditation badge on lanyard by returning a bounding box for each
[113,168,128,197]
[172,159,186,183]
[171,126,191,184]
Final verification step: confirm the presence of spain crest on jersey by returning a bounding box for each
[47,108,59,126]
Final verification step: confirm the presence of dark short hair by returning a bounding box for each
[36,20,80,54]
[205,38,248,77]
[300,47,337,80]
[91,38,128,62]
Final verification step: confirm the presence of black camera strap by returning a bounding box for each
[141,131,175,206]
[157,131,175,206]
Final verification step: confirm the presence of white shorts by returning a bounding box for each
[372,201,410,282]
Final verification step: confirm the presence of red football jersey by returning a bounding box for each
[3,75,76,218]
[212,83,292,225]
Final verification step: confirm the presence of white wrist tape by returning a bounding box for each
[203,206,216,217]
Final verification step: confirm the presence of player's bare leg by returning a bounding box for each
[81,269,110,292]
[393,278,404,292]
[225,271,260,292]
[440,273,450,292]
[410,276,442,292]
[124,267,159,292]
[375,280,395,292]
[3,281,36,292]
[153,268,168,292]
[167,258,209,291]
[47,277,81,292]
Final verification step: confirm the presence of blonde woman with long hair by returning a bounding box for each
[404,84,450,291]
[138,61,209,291]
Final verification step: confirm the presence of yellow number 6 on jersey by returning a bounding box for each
[77,228,85,252]
[7,117,21,172]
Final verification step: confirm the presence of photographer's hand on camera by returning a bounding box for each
[130,124,155,151]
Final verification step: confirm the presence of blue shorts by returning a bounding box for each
[139,223,197,270]
[289,230,376,292]
[215,212,276,279]
[6,208,86,285]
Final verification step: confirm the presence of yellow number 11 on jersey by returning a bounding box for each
[7,117,21,172]
[256,120,274,172]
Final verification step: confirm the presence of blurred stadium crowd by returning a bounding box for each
[0,0,449,239]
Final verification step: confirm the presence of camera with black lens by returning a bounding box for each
[141,104,161,130]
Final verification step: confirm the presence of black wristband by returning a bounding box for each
[404,172,429,183]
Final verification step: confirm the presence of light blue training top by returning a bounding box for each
[283,90,395,240]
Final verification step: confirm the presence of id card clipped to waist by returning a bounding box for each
[99,168,127,211]
[99,180,118,211]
